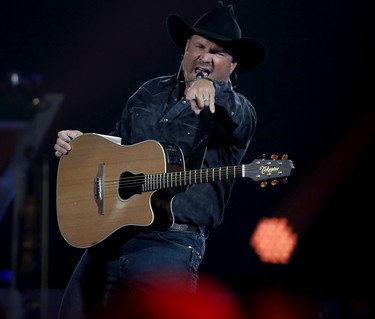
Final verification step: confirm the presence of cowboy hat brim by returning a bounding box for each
[167,14,267,71]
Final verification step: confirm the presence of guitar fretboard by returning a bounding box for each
[142,165,245,191]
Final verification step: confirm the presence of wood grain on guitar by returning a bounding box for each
[56,133,295,248]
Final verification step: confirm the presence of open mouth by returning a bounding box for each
[194,67,211,78]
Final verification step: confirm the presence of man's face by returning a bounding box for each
[182,35,237,83]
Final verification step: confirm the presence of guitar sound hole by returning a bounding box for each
[118,171,144,200]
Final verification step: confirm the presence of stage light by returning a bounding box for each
[250,217,298,264]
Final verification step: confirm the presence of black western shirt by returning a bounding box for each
[111,74,256,230]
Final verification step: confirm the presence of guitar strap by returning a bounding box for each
[188,108,214,169]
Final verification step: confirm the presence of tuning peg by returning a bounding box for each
[270,179,278,186]
[282,154,288,160]
[282,178,289,184]
[271,154,278,160]
[262,153,266,159]
[260,181,267,187]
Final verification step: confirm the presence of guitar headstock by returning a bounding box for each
[246,154,295,186]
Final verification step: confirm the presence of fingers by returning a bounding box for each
[54,139,68,157]
[54,130,83,157]
[190,96,214,115]
[190,100,201,115]
[205,96,215,114]
[185,79,215,114]
[199,96,215,113]
[59,129,83,141]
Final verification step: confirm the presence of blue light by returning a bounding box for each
[0,270,12,283]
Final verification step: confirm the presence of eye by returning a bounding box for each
[216,52,227,57]
[211,49,227,57]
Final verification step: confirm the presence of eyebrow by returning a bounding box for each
[191,38,227,52]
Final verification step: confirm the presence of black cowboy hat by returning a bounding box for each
[167,1,267,71]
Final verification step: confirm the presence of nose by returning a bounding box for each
[199,51,213,63]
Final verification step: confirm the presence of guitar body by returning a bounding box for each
[56,133,295,249]
[57,134,182,248]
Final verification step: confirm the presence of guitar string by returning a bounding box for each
[94,163,286,191]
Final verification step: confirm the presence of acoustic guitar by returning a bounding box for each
[56,133,294,248]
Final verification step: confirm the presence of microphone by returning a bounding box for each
[196,72,204,79]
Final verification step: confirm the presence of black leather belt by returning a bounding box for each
[169,223,202,234]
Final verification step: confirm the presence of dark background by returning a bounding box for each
[0,0,374,318]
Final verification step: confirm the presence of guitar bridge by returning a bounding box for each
[94,163,105,215]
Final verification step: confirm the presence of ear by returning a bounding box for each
[230,61,238,74]
[184,38,190,52]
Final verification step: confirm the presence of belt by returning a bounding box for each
[169,223,202,234]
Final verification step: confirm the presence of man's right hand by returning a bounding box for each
[54,130,83,157]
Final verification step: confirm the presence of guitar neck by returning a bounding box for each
[143,165,244,191]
